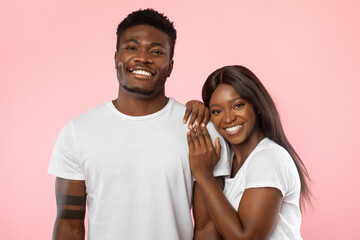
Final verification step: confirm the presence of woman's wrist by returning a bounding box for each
[194,174,217,186]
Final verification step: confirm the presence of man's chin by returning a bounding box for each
[122,85,154,96]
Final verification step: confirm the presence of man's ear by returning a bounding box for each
[114,52,118,69]
[167,59,174,77]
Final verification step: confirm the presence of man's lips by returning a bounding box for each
[131,69,152,76]
[128,66,155,77]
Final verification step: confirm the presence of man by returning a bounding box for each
[48,9,230,239]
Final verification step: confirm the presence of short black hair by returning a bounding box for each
[116,8,177,59]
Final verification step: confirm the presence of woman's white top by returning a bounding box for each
[223,138,303,240]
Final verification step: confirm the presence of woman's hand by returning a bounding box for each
[187,123,221,181]
[183,100,210,128]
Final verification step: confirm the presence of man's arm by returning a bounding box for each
[193,177,224,240]
[52,177,86,240]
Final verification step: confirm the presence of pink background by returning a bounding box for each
[1,0,359,239]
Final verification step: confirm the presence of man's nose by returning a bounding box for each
[133,51,154,64]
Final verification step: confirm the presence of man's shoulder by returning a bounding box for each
[72,102,111,123]
[168,98,186,111]
[56,102,114,138]
[57,102,113,133]
[166,98,187,119]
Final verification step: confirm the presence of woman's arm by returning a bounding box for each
[188,124,282,240]
[193,179,224,240]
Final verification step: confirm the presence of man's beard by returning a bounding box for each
[121,84,154,96]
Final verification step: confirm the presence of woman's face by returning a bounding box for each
[209,84,259,146]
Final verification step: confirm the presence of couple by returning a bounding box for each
[48,8,310,240]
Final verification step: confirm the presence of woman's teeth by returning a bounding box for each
[226,125,242,132]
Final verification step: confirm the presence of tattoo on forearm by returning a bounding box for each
[56,194,86,206]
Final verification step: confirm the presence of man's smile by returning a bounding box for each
[130,69,153,76]
[131,69,152,76]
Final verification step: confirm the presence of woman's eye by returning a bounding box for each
[235,103,244,109]
[211,109,221,115]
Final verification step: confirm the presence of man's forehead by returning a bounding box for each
[120,25,170,46]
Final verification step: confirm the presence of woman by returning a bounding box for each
[186,65,311,239]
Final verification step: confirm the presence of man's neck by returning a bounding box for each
[113,89,169,116]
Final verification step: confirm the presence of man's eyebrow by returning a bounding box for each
[150,42,166,48]
[125,38,140,44]
[124,38,166,48]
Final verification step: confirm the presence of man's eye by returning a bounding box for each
[211,109,221,114]
[152,50,165,55]
[125,46,136,51]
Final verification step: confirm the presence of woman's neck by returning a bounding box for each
[230,129,265,177]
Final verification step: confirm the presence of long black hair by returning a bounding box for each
[202,65,311,207]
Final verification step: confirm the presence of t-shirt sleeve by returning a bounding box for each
[206,122,231,177]
[244,148,292,197]
[48,121,85,180]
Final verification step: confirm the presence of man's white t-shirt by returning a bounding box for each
[223,138,302,240]
[48,98,231,240]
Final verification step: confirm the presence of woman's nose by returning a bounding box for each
[223,110,235,124]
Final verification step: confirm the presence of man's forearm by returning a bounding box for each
[52,218,85,240]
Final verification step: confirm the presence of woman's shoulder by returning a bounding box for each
[253,138,291,159]
[247,138,294,170]
[244,138,300,196]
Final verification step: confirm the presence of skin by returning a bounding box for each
[187,84,283,240]
[52,24,211,239]
[183,100,210,128]
[53,178,86,240]
[193,176,224,240]
[113,24,174,116]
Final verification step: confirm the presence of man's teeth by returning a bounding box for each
[132,70,152,76]
[226,125,242,132]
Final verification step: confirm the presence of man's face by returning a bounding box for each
[115,25,173,97]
